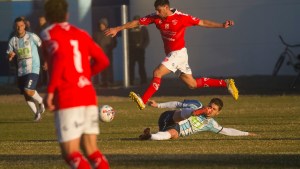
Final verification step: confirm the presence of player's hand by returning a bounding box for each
[44,93,55,111]
[104,28,118,37]
[147,100,158,108]
[42,62,48,71]
[8,52,16,61]
[223,20,234,28]
[248,132,257,136]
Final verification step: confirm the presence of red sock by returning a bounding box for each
[142,77,161,104]
[65,152,91,169]
[196,78,226,88]
[88,150,110,169]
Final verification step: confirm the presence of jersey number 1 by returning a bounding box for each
[70,40,83,73]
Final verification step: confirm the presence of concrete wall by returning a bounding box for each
[129,0,300,77]
[1,0,300,82]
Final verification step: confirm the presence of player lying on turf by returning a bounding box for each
[105,0,238,110]
[139,98,256,140]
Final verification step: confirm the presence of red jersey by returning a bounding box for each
[41,22,109,109]
[139,9,201,55]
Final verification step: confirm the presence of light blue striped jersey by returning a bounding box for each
[7,32,41,76]
[177,99,223,137]
[178,114,222,137]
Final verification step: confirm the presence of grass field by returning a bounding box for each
[0,94,299,169]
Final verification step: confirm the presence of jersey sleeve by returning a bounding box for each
[219,128,249,136]
[208,119,223,133]
[6,38,14,54]
[182,100,203,110]
[181,14,201,27]
[157,101,183,108]
[46,40,63,93]
[31,33,42,47]
[139,13,156,26]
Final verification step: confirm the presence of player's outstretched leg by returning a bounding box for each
[129,91,146,110]
[34,102,45,122]
[225,79,239,100]
[139,128,151,140]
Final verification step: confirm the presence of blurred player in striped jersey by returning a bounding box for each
[42,0,110,168]
[139,98,256,140]
[105,0,238,110]
[6,16,45,121]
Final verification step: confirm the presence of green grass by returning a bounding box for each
[0,95,299,169]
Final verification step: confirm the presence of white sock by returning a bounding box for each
[151,131,171,140]
[27,100,37,114]
[31,91,43,104]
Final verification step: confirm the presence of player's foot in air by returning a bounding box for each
[34,103,45,122]
[38,103,46,114]
[129,91,146,110]
[139,128,151,140]
[225,79,239,100]
[34,112,42,121]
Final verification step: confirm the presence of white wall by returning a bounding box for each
[130,0,300,76]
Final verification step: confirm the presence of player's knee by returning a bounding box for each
[24,89,35,97]
[170,131,179,139]
[186,83,197,89]
[153,70,161,77]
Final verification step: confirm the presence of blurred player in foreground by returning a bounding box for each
[42,0,110,168]
[105,0,239,110]
[139,98,256,140]
[6,16,45,121]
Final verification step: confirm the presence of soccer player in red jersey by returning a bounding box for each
[105,0,239,110]
[41,0,110,168]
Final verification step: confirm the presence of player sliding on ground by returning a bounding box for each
[105,0,239,110]
[139,98,256,140]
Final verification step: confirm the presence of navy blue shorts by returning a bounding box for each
[158,110,180,133]
[17,73,39,94]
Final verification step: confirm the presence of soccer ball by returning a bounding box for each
[99,105,115,122]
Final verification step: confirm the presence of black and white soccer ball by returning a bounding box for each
[99,105,115,122]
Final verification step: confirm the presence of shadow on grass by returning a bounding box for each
[104,137,300,141]
[0,154,299,168]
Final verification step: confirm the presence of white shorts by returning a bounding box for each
[162,47,192,75]
[55,105,99,143]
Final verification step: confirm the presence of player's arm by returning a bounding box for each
[44,40,63,111]
[105,20,140,37]
[7,51,16,61]
[32,33,42,47]
[219,127,257,136]
[148,100,183,108]
[198,20,234,28]
[6,40,16,61]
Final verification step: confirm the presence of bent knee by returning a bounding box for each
[186,83,197,89]
[24,89,35,97]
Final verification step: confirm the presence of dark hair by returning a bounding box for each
[44,0,68,23]
[14,16,28,30]
[14,16,26,24]
[154,0,170,8]
[209,98,223,111]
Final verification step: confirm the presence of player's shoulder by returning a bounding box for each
[26,31,40,40]
[182,99,203,109]
[8,35,16,43]
[173,9,190,17]
[26,31,37,36]
[143,12,160,20]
